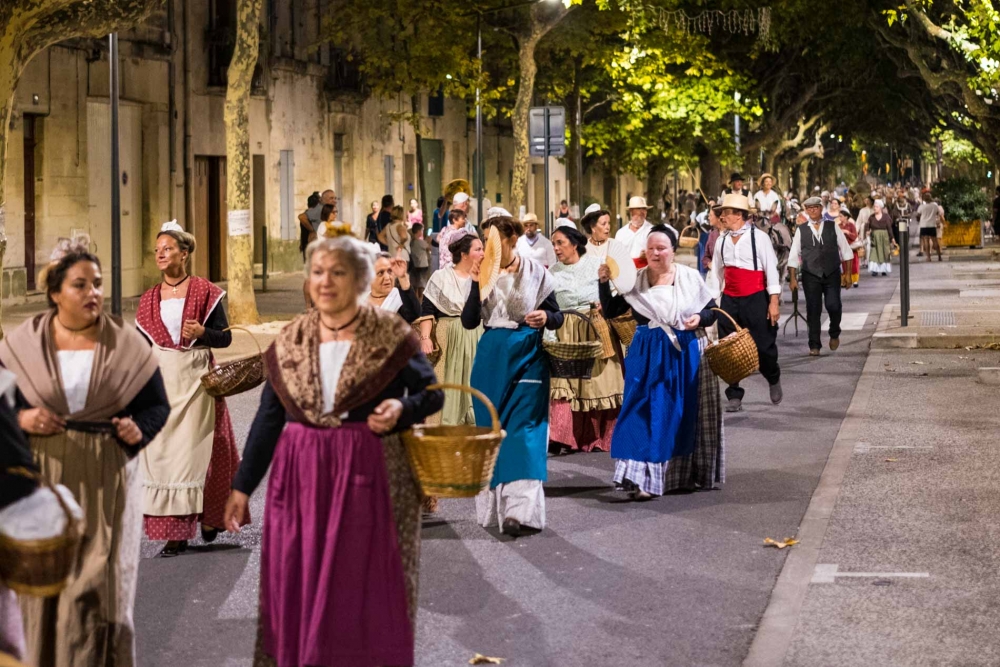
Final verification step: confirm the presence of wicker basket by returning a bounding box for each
[402,384,504,498]
[0,468,82,598]
[609,310,638,348]
[588,308,616,359]
[201,326,266,398]
[413,319,441,366]
[704,308,759,385]
[678,225,700,249]
[542,311,604,379]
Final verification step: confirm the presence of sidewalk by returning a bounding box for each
[746,249,1000,666]
[0,273,308,364]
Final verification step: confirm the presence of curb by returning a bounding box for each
[742,349,884,667]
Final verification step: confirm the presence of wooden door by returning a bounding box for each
[193,157,210,279]
[207,156,227,282]
[23,115,36,290]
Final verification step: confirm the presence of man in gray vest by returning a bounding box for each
[787,196,855,356]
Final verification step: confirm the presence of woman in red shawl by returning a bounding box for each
[135,222,249,557]
[837,208,861,287]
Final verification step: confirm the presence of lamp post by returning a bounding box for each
[472,0,562,224]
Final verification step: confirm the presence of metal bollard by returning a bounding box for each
[261,229,268,293]
[898,220,909,327]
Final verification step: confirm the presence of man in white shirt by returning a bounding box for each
[615,196,676,263]
[515,213,557,267]
[788,196,855,356]
[711,193,783,412]
[916,191,944,261]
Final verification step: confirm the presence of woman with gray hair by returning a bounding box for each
[866,199,897,276]
[223,235,443,667]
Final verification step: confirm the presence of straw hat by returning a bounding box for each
[521,213,539,224]
[759,173,775,186]
[626,196,653,210]
[717,193,751,213]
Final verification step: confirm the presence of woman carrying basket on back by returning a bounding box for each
[461,215,564,537]
[547,226,623,454]
[136,222,250,557]
[599,225,724,500]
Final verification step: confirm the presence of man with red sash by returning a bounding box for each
[710,193,783,412]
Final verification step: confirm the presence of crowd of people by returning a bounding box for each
[2,174,927,667]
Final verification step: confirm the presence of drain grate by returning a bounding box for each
[920,311,956,327]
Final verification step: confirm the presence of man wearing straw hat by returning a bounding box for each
[615,196,677,266]
[710,193,783,412]
[514,213,557,268]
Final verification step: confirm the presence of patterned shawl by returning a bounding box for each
[265,306,420,428]
[424,266,472,317]
[480,257,555,330]
[135,276,225,349]
[0,310,159,420]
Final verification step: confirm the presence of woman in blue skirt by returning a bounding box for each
[461,214,564,536]
[599,225,724,500]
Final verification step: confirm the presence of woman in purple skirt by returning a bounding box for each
[224,235,443,667]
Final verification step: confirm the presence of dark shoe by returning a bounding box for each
[502,518,522,537]
[809,349,821,357]
[829,338,840,351]
[159,540,188,558]
[201,526,219,544]
[769,381,783,405]
[725,398,743,413]
[916,252,924,257]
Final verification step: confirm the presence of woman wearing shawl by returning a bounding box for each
[461,216,564,537]
[581,208,612,262]
[547,226,623,454]
[0,241,169,666]
[837,208,861,287]
[866,199,898,276]
[599,226,724,499]
[369,251,421,323]
[417,232,485,426]
[135,222,249,557]
[223,236,443,667]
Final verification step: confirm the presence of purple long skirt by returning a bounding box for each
[259,422,413,667]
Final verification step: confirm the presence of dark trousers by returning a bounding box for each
[718,291,781,400]
[801,270,842,351]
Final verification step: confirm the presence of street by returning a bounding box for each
[133,274,899,666]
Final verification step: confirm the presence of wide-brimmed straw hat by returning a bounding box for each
[521,213,539,223]
[759,172,775,185]
[717,193,751,213]
[626,196,653,210]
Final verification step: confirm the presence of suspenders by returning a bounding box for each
[721,227,759,271]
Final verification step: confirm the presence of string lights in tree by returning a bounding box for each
[648,7,773,45]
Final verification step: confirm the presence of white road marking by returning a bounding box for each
[779,312,868,331]
[812,564,930,584]
[854,443,934,453]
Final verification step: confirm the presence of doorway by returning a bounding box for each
[194,156,227,282]
[252,154,265,264]
[22,115,36,291]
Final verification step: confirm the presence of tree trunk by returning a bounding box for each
[645,158,668,220]
[411,94,429,224]
[568,55,582,210]
[509,34,540,215]
[224,0,262,325]
[698,145,722,201]
[798,159,810,199]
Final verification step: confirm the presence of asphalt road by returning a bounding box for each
[133,273,898,667]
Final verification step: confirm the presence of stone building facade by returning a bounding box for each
[2,0,646,305]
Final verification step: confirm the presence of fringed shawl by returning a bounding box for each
[135,276,225,349]
[424,267,473,317]
[265,307,419,428]
[480,257,555,330]
[625,264,713,351]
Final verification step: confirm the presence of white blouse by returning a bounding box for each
[57,350,95,414]
[160,298,185,346]
[320,340,352,415]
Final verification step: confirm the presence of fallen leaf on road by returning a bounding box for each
[470,654,505,665]
[884,367,896,372]
[910,361,926,365]
[764,537,799,549]
[885,458,898,462]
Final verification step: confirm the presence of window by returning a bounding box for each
[206,0,236,87]
[428,88,444,117]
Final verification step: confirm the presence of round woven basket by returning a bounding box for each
[201,326,266,398]
[542,311,604,380]
[704,308,759,385]
[402,384,504,498]
[608,310,638,348]
[0,468,82,598]
[678,225,700,249]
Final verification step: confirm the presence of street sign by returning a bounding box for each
[529,106,566,157]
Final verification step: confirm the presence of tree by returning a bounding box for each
[0,0,163,337]
[224,0,263,325]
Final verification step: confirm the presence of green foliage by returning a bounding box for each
[932,177,991,222]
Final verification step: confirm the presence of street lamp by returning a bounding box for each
[473,0,563,224]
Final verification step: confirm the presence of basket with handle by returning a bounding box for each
[0,468,83,598]
[588,307,617,359]
[542,311,604,379]
[608,310,638,348]
[402,384,505,498]
[704,308,759,385]
[678,224,700,249]
[412,319,441,366]
[200,326,266,398]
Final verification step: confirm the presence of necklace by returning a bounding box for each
[591,239,607,246]
[56,316,96,334]
[163,274,190,295]
[369,291,388,302]
[503,256,518,270]
[320,308,361,339]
